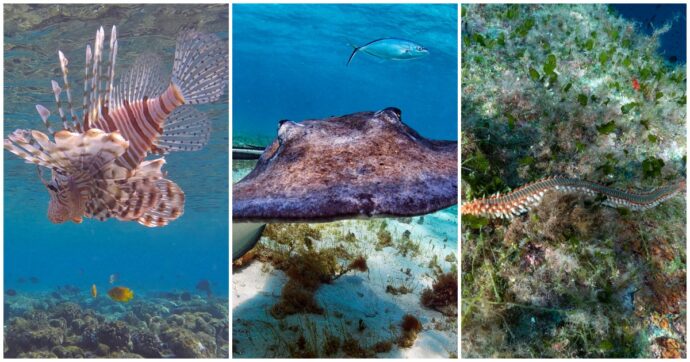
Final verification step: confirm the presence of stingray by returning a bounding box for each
[233,107,457,259]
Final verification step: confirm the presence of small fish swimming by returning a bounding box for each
[4,25,228,227]
[347,38,428,66]
[109,273,119,284]
[107,286,134,302]
[91,284,97,298]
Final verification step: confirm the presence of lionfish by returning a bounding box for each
[4,26,227,227]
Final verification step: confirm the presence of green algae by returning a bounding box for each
[596,121,617,135]
[462,4,686,358]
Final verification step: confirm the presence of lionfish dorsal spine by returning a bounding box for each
[88,26,105,126]
[35,104,54,134]
[58,50,80,132]
[50,80,69,131]
[83,44,92,130]
[103,26,117,113]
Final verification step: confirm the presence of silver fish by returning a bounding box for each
[347,38,429,66]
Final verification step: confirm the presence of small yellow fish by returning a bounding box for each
[107,286,134,302]
[91,284,97,298]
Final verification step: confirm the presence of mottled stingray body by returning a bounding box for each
[233,107,458,224]
[232,107,457,259]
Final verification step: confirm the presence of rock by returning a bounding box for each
[194,317,216,337]
[95,343,110,356]
[48,318,66,330]
[131,330,164,358]
[108,351,144,358]
[167,314,185,327]
[79,325,99,349]
[17,350,58,358]
[161,328,216,358]
[96,321,131,350]
[70,318,85,334]
[52,302,82,323]
[147,316,164,336]
[52,345,84,358]
[6,324,64,352]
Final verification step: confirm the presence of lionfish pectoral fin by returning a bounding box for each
[136,178,185,227]
[153,105,211,153]
[170,30,228,105]
[4,129,71,171]
[88,158,183,227]
[51,129,129,179]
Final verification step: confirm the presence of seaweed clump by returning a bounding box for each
[342,336,373,358]
[420,272,458,317]
[270,250,336,319]
[263,225,370,319]
[398,314,423,348]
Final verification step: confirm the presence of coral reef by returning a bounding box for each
[4,292,229,358]
[461,4,685,358]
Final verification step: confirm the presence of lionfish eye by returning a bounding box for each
[46,184,58,192]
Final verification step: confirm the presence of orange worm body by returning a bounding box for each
[462,176,686,219]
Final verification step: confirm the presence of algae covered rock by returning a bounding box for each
[96,320,131,350]
[161,327,216,358]
[51,345,84,358]
[131,330,164,358]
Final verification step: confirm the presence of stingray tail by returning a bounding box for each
[347,42,360,66]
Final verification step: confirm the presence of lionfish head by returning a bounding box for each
[41,170,84,224]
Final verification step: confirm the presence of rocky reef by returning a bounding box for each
[461,4,686,358]
[4,292,229,358]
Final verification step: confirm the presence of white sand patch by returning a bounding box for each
[232,211,457,358]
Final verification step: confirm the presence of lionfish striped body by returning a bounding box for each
[461,176,686,219]
[4,26,227,227]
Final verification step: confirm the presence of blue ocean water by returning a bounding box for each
[232,4,458,358]
[4,5,229,300]
[611,4,686,63]
[233,3,458,142]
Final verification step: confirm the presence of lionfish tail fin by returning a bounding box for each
[153,105,211,153]
[171,30,228,104]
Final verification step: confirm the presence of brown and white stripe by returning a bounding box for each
[92,84,185,169]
